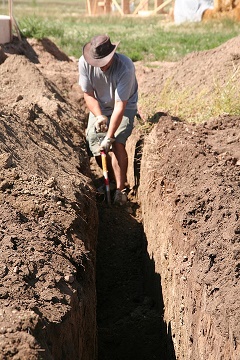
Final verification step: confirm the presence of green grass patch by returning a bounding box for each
[20,16,64,39]
[16,16,240,60]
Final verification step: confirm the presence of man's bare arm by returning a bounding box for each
[83,92,102,117]
[107,100,127,138]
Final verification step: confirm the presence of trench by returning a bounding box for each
[95,191,176,360]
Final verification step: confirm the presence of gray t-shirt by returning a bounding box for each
[78,53,138,115]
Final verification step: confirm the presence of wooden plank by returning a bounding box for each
[86,0,92,15]
[132,0,148,15]
[151,0,172,15]
[111,0,125,15]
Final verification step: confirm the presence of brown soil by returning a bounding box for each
[0,35,239,359]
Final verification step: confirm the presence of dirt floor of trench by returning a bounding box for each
[90,165,176,360]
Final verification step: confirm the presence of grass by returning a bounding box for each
[1,1,239,60]
[1,0,240,122]
[140,65,240,123]
[18,16,240,61]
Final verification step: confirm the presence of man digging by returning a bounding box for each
[78,34,138,206]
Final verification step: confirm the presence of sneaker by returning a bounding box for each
[113,189,127,206]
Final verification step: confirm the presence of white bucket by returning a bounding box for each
[0,15,12,44]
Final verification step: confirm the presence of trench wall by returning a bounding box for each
[126,117,240,360]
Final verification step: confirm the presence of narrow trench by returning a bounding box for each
[95,194,176,360]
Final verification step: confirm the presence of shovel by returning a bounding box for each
[100,149,111,206]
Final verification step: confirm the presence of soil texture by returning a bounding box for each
[0,35,240,359]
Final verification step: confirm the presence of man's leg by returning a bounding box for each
[111,142,128,191]
[111,109,136,193]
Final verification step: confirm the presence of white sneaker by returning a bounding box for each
[113,189,127,206]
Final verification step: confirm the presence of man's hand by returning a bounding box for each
[100,136,115,153]
[95,115,108,133]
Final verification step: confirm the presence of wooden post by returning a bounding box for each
[105,0,111,13]
[122,0,130,14]
[92,0,98,15]
[8,0,13,41]
[151,0,172,15]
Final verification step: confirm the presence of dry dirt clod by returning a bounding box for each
[64,274,75,283]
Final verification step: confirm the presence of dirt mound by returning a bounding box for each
[136,35,240,120]
[0,38,97,359]
[0,35,240,359]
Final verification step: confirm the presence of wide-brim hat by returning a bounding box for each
[83,35,120,67]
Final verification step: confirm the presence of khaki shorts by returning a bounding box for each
[86,109,137,157]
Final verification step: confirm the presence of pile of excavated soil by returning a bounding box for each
[0,35,239,359]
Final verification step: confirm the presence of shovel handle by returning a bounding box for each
[100,150,111,206]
